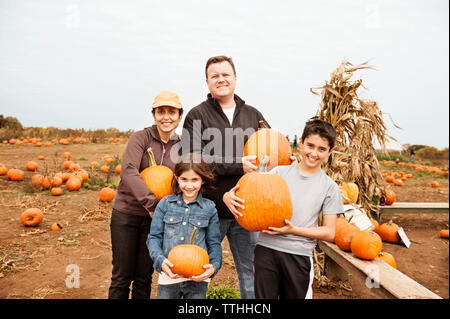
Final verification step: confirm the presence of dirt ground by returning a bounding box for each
[0,142,448,299]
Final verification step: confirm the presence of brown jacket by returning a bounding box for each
[113,125,180,216]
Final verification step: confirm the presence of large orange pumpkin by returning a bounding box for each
[7,168,24,181]
[21,208,44,226]
[234,156,293,231]
[99,187,116,202]
[378,251,397,268]
[140,148,173,200]
[243,121,292,170]
[168,227,209,277]
[66,177,82,191]
[378,220,400,243]
[350,230,382,260]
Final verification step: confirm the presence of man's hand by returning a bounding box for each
[190,264,215,282]
[161,259,180,279]
[242,155,257,174]
[149,211,154,218]
[223,184,244,219]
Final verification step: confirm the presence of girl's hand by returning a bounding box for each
[161,259,180,279]
[190,264,215,282]
[262,219,295,235]
[223,184,244,219]
[242,155,257,174]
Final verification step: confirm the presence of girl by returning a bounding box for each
[108,90,183,299]
[147,153,222,299]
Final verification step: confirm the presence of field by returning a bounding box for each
[0,141,448,299]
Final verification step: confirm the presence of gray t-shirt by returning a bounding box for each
[257,163,343,257]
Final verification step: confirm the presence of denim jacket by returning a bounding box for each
[147,193,222,277]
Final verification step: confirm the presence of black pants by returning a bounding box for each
[254,245,313,299]
[108,209,153,299]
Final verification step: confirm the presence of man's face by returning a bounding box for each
[206,61,236,99]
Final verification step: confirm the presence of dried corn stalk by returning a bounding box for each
[311,60,397,217]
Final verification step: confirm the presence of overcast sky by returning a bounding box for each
[0,0,448,149]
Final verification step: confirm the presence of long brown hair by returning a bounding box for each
[171,153,215,195]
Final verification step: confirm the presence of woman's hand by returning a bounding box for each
[161,259,180,279]
[223,184,244,219]
[190,264,215,282]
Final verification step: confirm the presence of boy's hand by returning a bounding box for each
[223,184,244,219]
[190,264,215,282]
[262,219,295,235]
[242,155,257,174]
[161,259,180,279]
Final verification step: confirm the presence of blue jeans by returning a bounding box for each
[220,219,258,299]
[157,281,209,299]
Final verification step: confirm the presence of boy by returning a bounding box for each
[224,118,343,299]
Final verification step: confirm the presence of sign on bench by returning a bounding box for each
[318,240,442,299]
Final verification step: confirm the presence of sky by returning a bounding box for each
[0,0,448,149]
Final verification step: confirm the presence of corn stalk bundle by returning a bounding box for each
[311,60,397,217]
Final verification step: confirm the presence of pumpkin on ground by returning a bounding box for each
[350,230,382,260]
[100,165,110,173]
[99,187,116,202]
[393,179,403,186]
[7,168,24,181]
[0,165,7,175]
[66,177,82,191]
[431,181,440,188]
[50,222,63,230]
[340,182,359,204]
[26,161,38,171]
[235,156,293,232]
[168,227,209,277]
[378,220,400,243]
[31,174,45,188]
[21,208,44,227]
[140,148,173,200]
[440,229,449,238]
[51,187,63,196]
[378,251,397,268]
[243,121,292,170]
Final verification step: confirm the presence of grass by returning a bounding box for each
[206,281,241,299]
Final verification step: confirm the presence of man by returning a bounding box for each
[181,56,268,298]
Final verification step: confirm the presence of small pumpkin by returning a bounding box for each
[21,208,44,227]
[340,182,359,204]
[235,155,293,232]
[378,220,400,243]
[140,148,173,200]
[100,165,110,173]
[431,181,440,188]
[370,218,380,234]
[51,187,63,196]
[0,165,7,175]
[243,121,292,170]
[99,187,116,202]
[37,155,45,160]
[51,176,63,187]
[350,230,382,260]
[115,165,121,174]
[440,229,449,238]
[63,160,73,170]
[26,161,38,171]
[384,189,396,205]
[393,179,403,186]
[63,152,71,159]
[334,221,360,251]
[91,161,99,168]
[385,175,394,183]
[7,168,24,181]
[378,251,397,268]
[168,227,209,277]
[50,222,63,230]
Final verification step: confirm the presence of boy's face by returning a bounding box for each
[299,134,332,169]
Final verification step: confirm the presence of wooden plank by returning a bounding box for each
[318,241,442,299]
[377,202,449,215]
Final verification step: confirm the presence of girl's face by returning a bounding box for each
[176,169,204,202]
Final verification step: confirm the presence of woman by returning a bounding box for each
[108,90,183,299]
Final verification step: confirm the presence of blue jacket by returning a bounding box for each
[147,193,222,277]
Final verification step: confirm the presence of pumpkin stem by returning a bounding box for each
[189,226,197,245]
[256,155,269,173]
[146,148,157,167]
[258,120,269,129]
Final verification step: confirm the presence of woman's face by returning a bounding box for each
[152,106,182,135]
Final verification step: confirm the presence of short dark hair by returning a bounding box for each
[205,56,236,78]
[301,118,337,150]
[171,153,215,195]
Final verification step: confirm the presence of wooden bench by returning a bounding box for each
[318,240,442,299]
[373,202,449,221]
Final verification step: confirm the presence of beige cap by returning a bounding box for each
[152,90,182,109]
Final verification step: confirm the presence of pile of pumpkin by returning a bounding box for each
[334,216,399,268]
